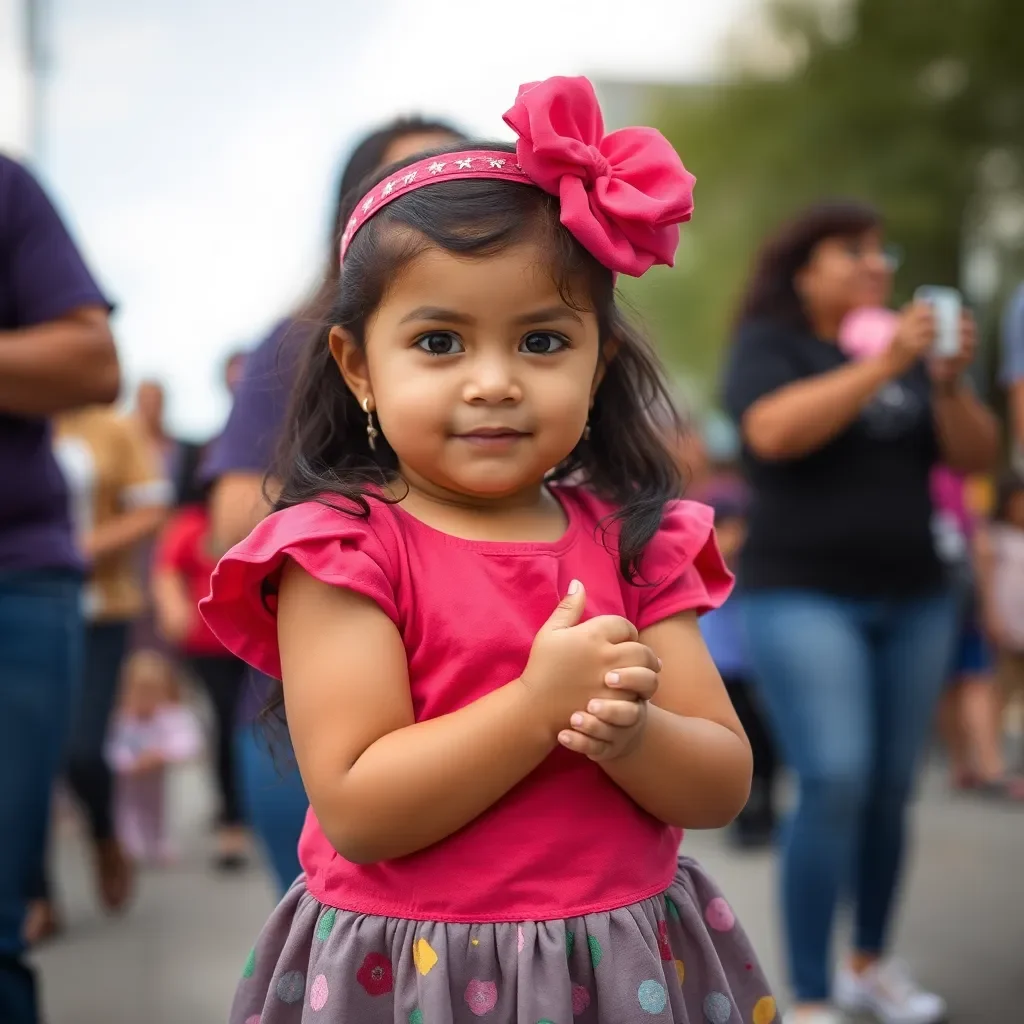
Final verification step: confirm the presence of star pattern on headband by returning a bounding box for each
[340,152,532,261]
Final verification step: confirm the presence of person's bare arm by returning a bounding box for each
[741,353,895,461]
[0,306,119,415]
[932,384,999,473]
[209,473,277,555]
[84,504,166,562]
[596,613,752,829]
[279,562,555,864]
[151,567,197,646]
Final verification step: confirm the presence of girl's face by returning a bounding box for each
[332,241,603,504]
[795,228,893,325]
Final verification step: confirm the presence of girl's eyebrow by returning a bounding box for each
[399,305,583,326]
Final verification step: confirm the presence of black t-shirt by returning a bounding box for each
[723,318,943,596]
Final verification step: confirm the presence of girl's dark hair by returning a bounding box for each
[993,471,1024,523]
[274,139,683,582]
[302,117,465,320]
[736,200,882,330]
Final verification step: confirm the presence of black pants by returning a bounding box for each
[190,655,247,826]
[29,620,129,901]
[723,674,778,793]
[66,621,130,840]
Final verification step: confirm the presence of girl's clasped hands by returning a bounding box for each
[519,579,660,763]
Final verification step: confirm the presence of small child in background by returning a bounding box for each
[931,466,1007,797]
[976,473,1024,790]
[106,650,203,864]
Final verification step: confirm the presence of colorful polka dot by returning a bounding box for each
[752,995,778,1024]
[276,970,305,1004]
[638,979,667,1014]
[703,991,732,1023]
[409,1010,424,1024]
[704,897,736,932]
[572,983,591,1015]
[675,959,685,985]
[465,979,498,1016]
[666,895,681,922]
[657,920,673,961]
[316,909,336,941]
[244,1017,261,1024]
[565,930,575,957]
[471,937,480,946]
[413,938,438,976]
[588,935,603,968]
[309,974,329,1012]
[242,948,256,979]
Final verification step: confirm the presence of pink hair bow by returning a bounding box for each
[503,76,695,277]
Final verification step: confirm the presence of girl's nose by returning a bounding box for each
[463,354,522,404]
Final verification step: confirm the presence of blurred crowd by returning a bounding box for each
[3,111,1024,1024]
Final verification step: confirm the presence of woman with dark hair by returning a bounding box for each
[723,202,997,1024]
[201,115,465,893]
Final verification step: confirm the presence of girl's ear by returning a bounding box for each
[329,328,373,409]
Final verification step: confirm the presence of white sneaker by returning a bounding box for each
[834,960,947,1024]
[782,1008,843,1024]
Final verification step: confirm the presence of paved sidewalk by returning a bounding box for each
[32,765,1023,1024]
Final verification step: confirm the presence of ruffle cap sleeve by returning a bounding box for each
[633,499,734,630]
[199,500,398,679]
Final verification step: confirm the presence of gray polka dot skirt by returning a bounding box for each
[230,856,776,1023]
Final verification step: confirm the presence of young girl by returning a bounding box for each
[106,650,203,863]
[202,76,774,1024]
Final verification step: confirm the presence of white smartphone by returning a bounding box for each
[914,285,962,358]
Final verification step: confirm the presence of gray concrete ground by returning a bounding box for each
[32,763,1023,1024]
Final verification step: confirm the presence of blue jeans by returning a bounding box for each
[740,588,958,1003]
[0,572,82,1023]
[236,720,307,895]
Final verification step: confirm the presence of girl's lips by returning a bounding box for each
[455,429,530,448]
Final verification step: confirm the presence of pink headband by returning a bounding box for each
[340,76,695,278]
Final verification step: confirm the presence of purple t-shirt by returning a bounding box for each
[202,316,309,722]
[0,156,111,572]
[201,317,309,482]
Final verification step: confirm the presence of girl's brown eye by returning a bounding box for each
[416,332,463,356]
[520,332,567,355]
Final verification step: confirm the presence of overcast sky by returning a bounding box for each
[13,0,750,436]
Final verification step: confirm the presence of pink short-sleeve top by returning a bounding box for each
[201,486,732,922]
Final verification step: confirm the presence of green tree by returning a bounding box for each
[622,0,1024,401]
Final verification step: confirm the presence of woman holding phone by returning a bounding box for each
[722,202,997,1024]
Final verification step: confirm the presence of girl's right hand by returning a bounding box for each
[881,301,935,378]
[519,580,660,733]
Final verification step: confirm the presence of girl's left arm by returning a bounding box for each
[598,611,753,829]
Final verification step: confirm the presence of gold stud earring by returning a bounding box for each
[582,418,591,442]
[362,397,379,451]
